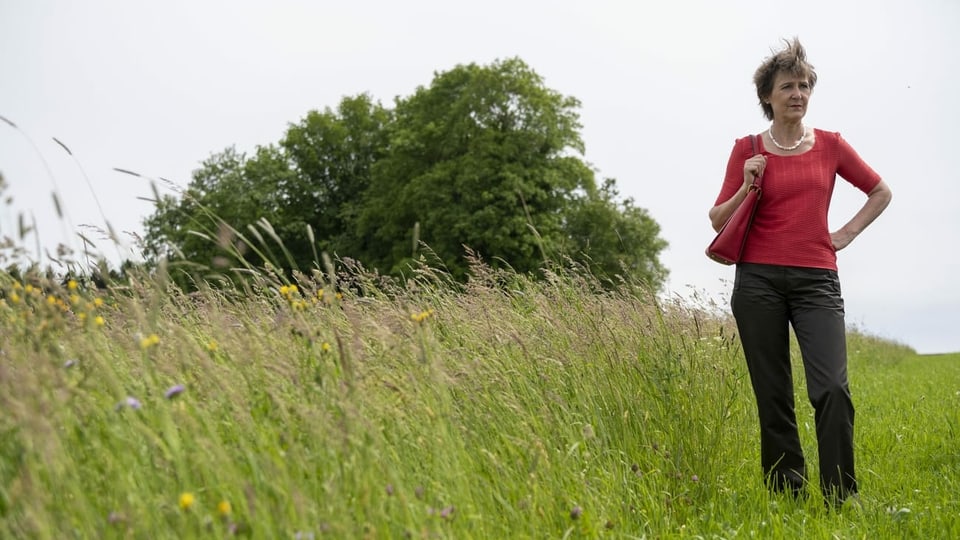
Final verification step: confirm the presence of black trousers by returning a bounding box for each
[731,263,857,501]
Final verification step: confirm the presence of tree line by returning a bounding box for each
[142,58,668,290]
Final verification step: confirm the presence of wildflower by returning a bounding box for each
[691,475,699,483]
[206,340,218,352]
[179,492,195,511]
[46,295,57,306]
[64,359,77,369]
[217,500,231,517]
[69,294,80,305]
[24,284,34,294]
[321,342,331,353]
[68,279,78,290]
[440,505,455,520]
[385,484,394,496]
[116,396,142,411]
[165,385,185,399]
[570,505,583,520]
[140,333,160,349]
[410,308,435,323]
[123,396,142,411]
[93,297,104,307]
[78,312,88,323]
[94,315,105,327]
[9,292,19,304]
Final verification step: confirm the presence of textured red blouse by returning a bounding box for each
[713,129,882,270]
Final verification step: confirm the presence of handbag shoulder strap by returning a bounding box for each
[749,134,764,188]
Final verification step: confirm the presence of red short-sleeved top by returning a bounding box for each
[713,129,882,270]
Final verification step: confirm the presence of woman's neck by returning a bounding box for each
[770,121,805,141]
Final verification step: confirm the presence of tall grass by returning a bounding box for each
[1,252,957,538]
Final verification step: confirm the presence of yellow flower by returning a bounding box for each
[179,492,195,511]
[9,293,19,304]
[411,308,435,323]
[46,295,57,306]
[94,316,105,326]
[217,500,231,517]
[93,297,104,308]
[24,284,34,294]
[279,285,290,296]
[78,312,88,322]
[140,333,160,349]
[67,279,78,290]
[69,294,80,305]
[321,342,331,353]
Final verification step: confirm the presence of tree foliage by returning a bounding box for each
[142,58,668,289]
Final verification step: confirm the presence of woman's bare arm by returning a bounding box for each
[831,180,892,251]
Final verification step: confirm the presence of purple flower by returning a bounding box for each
[440,505,455,519]
[116,396,142,411]
[570,505,583,520]
[164,384,185,399]
[64,359,77,368]
[691,475,699,483]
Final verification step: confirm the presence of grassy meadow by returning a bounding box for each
[1,258,958,539]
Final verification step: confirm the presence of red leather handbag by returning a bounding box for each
[706,134,763,265]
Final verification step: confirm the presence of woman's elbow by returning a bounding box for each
[708,207,723,232]
[871,181,893,206]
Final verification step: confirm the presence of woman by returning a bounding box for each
[709,38,892,507]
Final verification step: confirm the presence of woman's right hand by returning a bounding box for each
[743,155,767,187]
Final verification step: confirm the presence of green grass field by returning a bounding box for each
[1,261,957,539]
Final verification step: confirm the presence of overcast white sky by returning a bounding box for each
[2,0,958,353]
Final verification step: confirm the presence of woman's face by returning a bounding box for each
[767,71,811,122]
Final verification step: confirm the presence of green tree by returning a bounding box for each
[357,58,592,278]
[142,145,294,277]
[143,95,389,280]
[142,59,668,290]
[357,58,666,288]
[281,94,391,257]
[561,178,668,287]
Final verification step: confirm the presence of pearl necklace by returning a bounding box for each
[767,125,806,151]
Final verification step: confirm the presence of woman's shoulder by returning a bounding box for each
[811,128,842,144]
[732,133,761,153]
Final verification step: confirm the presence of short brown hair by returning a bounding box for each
[753,38,818,121]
